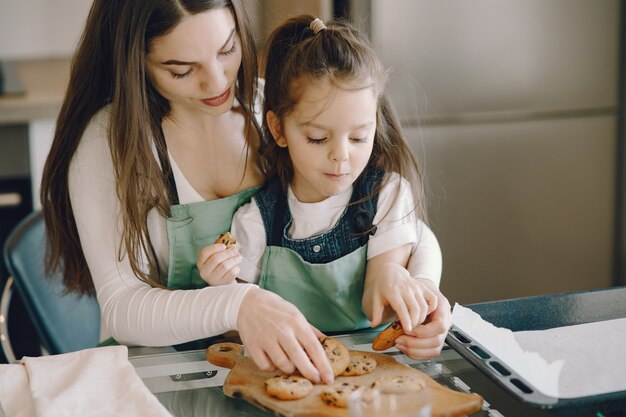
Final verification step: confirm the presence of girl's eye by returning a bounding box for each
[170,70,192,79]
[307,137,327,144]
[350,137,368,143]
[220,41,238,56]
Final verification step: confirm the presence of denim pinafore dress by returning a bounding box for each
[255,170,382,333]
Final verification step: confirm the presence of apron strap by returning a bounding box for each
[269,186,288,247]
[156,127,180,205]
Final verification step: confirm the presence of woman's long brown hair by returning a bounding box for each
[40,0,258,296]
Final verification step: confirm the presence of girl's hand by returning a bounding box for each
[395,287,452,359]
[366,262,438,332]
[196,243,242,286]
[237,287,335,385]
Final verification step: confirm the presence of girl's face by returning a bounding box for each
[268,79,377,203]
[146,8,242,117]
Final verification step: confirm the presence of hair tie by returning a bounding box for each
[310,18,327,35]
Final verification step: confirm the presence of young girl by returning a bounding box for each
[221,15,449,357]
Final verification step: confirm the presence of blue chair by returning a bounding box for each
[1,211,100,362]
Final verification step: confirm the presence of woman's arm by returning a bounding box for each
[68,109,254,346]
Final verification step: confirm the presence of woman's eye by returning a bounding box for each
[170,70,192,79]
[220,41,238,56]
[307,137,327,144]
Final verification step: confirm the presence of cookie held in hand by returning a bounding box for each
[214,232,238,249]
[371,321,404,351]
[321,337,351,377]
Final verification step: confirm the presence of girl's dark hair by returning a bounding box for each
[40,0,258,295]
[260,15,426,223]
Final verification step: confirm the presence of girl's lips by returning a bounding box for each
[200,86,231,107]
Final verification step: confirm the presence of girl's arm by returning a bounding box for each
[362,245,437,331]
[362,174,450,357]
[407,222,443,287]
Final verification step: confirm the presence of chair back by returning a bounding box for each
[3,211,100,355]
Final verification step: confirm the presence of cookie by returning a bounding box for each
[321,337,351,377]
[320,381,361,408]
[371,375,427,394]
[265,375,314,400]
[341,353,377,376]
[371,321,404,351]
[214,232,238,249]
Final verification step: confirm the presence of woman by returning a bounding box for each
[40,0,333,384]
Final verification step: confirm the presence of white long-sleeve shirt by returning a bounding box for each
[68,107,255,346]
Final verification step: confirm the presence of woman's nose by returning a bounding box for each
[198,60,227,94]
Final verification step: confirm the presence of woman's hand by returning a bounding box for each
[196,243,242,286]
[236,287,335,385]
[364,262,438,332]
[395,282,452,360]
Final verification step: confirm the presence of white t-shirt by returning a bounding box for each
[231,174,442,285]
[69,97,263,346]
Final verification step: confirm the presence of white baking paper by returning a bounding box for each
[452,303,626,399]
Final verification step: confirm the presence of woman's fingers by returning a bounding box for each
[237,288,332,384]
[278,335,322,384]
[246,343,275,372]
[300,328,334,384]
[265,343,296,376]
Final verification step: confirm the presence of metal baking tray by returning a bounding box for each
[445,286,626,415]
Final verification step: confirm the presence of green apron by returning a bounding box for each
[258,245,370,332]
[166,187,259,289]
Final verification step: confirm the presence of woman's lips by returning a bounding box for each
[325,173,349,179]
[200,86,231,107]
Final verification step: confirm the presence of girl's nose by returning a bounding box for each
[330,140,349,162]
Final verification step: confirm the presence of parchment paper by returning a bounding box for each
[452,304,626,399]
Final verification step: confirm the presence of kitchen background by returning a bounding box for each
[0,0,624,357]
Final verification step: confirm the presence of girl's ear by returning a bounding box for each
[266,111,287,148]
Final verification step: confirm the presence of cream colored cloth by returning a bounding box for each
[0,346,173,417]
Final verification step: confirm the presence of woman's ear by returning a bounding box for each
[266,111,287,148]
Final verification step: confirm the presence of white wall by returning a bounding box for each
[0,0,92,59]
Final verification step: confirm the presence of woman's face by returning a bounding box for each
[146,7,242,117]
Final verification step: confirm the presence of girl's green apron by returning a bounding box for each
[258,245,370,333]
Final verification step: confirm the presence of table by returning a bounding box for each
[128,328,622,417]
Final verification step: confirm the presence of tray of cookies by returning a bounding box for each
[205,337,483,417]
